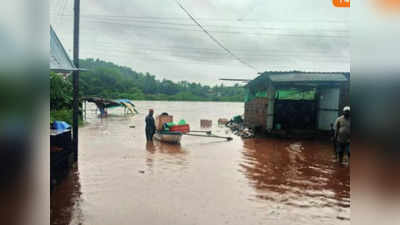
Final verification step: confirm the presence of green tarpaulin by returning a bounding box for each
[275,89,315,100]
[245,89,268,102]
[245,88,315,102]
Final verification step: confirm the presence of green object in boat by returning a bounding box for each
[232,115,243,123]
[166,122,176,127]
[177,119,186,125]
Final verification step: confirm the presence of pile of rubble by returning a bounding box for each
[225,116,255,139]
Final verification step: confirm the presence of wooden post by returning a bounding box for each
[72,0,80,162]
[84,100,87,121]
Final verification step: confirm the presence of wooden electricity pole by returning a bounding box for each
[72,0,80,162]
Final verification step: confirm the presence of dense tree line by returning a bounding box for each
[50,58,244,124]
[78,58,244,102]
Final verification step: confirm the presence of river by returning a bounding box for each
[50,101,350,225]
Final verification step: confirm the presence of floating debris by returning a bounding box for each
[218,118,229,125]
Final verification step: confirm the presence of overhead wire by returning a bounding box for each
[50,2,349,72]
[78,39,347,54]
[51,13,349,24]
[58,0,70,26]
[82,46,350,63]
[70,17,349,38]
[52,0,63,23]
[85,43,349,60]
[173,0,257,71]
[52,14,349,32]
[82,50,348,70]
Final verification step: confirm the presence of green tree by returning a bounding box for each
[78,58,245,102]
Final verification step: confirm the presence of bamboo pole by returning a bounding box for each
[183,133,232,141]
[188,130,212,135]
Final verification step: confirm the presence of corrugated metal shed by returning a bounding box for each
[246,71,349,88]
[50,26,77,73]
[269,72,347,83]
[244,71,350,133]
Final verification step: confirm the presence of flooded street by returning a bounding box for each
[51,101,350,225]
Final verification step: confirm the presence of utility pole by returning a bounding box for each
[72,0,80,162]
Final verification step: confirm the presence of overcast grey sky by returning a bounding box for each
[50,0,349,85]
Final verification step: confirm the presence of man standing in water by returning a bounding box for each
[145,109,156,141]
[334,106,351,164]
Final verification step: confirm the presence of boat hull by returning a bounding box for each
[154,131,182,144]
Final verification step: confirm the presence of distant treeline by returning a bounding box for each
[79,58,244,102]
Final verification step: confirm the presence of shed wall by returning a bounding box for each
[244,98,268,129]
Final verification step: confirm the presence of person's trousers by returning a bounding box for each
[146,129,154,141]
[337,143,350,163]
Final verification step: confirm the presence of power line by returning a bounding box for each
[58,0,70,26]
[83,47,350,63]
[76,19,349,38]
[81,50,348,73]
[79,39,347,54]
[50,14,350,37]
[52,14,349,32]
[86,44,349,60]
[51,13,349,24]
[174,0,257,71]
[54,0,65,24]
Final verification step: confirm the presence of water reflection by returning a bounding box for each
[50,166,82,225]
[145,141,187,155]
[145,141,189,173]
[146,142,156,153]
[240,138,350,221]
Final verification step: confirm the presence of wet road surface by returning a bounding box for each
[51,101,350,225]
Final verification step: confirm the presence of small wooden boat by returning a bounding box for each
[154,131,183,144]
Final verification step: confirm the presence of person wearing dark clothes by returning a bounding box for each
[145,109,156,141]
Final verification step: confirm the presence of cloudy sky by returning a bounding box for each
[50,0,349,85]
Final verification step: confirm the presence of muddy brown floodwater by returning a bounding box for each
[50,101,350,225]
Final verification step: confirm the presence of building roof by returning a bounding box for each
[50,26,78,73]
[269,72,348,83]
[246,71,349,89]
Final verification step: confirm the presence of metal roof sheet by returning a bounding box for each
[50,26,77,72]
[268,72,348,83]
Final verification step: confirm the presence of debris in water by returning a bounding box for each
[226,115,254,138]
[218,118,229,125]
[200,119,212,128]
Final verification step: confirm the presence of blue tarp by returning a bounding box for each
[105,99,135,108]
[117,99,135,106]
[51,121,71,131]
